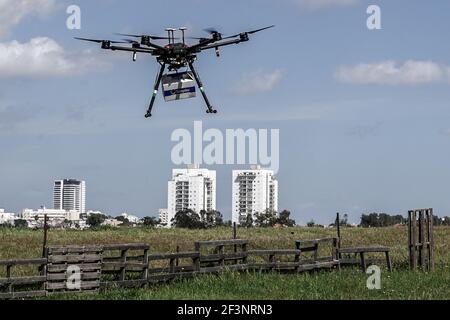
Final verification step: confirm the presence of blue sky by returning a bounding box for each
[1,0,450,224]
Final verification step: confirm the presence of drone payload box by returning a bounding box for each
[162,72,197,102]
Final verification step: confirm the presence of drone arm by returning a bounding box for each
[109,45,154,54]
[188,38,223,53]
[199,38,246,51]
[145,63,166,118]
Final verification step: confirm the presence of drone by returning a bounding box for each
[75,25,274,118]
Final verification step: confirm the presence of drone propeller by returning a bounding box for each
[116,33,174,40]
[222,25,275,39]
[74,37,127,44]
[204,28,220,35]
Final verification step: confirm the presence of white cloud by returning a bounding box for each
[0,37,109,79]
[235,69,283,95]
[335,60,450,85]
[293,0,359,11]
[0,0,57,37]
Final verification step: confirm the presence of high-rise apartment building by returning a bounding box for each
[54,179,86,214]
[167,165,216,227]
[232,165,278,225]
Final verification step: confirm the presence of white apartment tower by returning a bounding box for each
[232,165,278,225]
[167,165,216,227]
[54,179,86,214]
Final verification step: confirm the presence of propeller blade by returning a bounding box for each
[122,39,140,44]
[115,33,174,40]
[74,37,126,44]
[222,25,275,40]
[247,25,275,35]
[204,28,220,35]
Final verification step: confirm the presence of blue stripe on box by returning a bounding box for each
[163,87,196,97]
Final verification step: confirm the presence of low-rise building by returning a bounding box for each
[0,209,15,225]
[21,207,80,228]
[102,219,123,227]
[120,213,140,224]
[159,209,169,227]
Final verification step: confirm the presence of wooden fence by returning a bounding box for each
[1,237,383,300]
[0,258,47,299]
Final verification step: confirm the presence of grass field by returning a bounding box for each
[1,226,449,300]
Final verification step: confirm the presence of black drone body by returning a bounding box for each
[75,26,274,118]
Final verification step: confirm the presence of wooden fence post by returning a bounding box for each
[42,214,48,258]
[120,249,128,281]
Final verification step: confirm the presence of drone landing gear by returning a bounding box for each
[188,62,218,114]
[145,63,166,118]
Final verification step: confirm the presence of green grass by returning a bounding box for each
[1,226,449,300]
[46,269,450,300]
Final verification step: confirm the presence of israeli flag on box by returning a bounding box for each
[162,72,197,102]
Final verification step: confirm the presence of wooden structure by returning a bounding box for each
[0,258,47,299]
[338,247,392,272]
[0,236,400,300]
[46,245,103,294]
[408,208,435,271]
[195,239,248,273]
[295,237,340,270]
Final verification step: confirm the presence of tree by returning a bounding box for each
[115,216,131,226]
[239,213,254,228]
[307,220,316,228]
[254,209,278,228]
[360,213,406,228]
[277,210,296,227]
[14,219,28,229]
[199,210,225,228]
[172,209,205,229]
[87,214,106,228]
[142,216,159,228]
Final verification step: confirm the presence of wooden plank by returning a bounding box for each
[48,254,102,264]
[248,262,300,270]
[148,252,200,261]
[338,247,390,254]
[0,276,46,285]
[100,279,148,288]
[385,251,393,272]
[340,258,385,265]
[46,272,101,281]
[148,266,196,274]
[199,265,248,273]
[247,250,301,256]
[47,263,102,273]
[295,238,337,247]
[102,262,147,269]
[0,290,47,300]
[47,245,103,255]
[0,258,47,266]
[46,280,100,291]
[360,252,366,272]
[427,209,435,271]
[147,273,196,282]
[103,244,149,251]
[194,239,249,247]
[200,253,247,262]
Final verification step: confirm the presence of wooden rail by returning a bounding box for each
[338,247,392,272]
[195,239,249,271]
[0,258,47,300]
